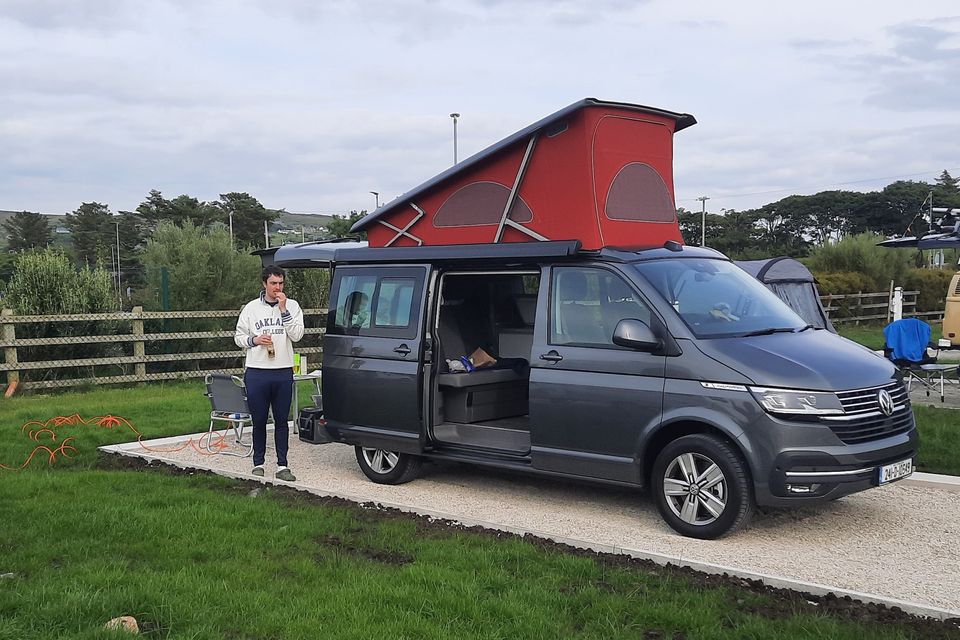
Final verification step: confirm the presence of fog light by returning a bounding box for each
[786,483,822,494]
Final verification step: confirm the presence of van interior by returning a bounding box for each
[432,271,539,454]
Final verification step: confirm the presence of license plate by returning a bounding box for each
[878,458,913,484]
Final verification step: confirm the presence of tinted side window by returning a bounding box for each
[329,268,424,339]
[333,274,377,330]
[550,267,651,347]
[374,278,415,328]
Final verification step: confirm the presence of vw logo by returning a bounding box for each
[878,389,895,416]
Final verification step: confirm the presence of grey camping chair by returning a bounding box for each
[203,374,254,457]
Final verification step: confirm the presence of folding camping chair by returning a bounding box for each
[883,318,958,402]
[203,374,254,457]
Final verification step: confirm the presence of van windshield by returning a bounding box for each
[632,259,806,338]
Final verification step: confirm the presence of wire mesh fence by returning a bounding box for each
[0,307,327,390]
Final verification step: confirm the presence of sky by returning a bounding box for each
[2,0,959,218]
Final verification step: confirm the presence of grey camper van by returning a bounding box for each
[271,239,917,539]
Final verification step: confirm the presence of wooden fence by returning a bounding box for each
[0,291,946,390]
[819,290,944,325]
[0,307,327,391]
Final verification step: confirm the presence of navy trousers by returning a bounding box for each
[244,367,293,467]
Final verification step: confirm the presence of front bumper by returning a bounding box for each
[756,431,918,506]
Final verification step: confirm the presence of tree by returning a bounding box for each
[751,201,811,256]
[325,210,367,239]
[136,189,218,229]
[936,169,958,192]
[1,211,51,253]
[851,181,935,237]
[140,221,261,311]
[709,209,764,258]
[65,202,115,267]
[933,170,960,210]
[212,192,279,248]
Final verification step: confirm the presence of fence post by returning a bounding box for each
[887,280,894,323]
[891,287,904,322]
[132,306,146,380]
[1,309,18,387]
[855,291,862,325]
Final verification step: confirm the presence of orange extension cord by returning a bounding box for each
[1,414,238,470]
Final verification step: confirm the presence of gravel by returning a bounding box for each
[123,432,960,614]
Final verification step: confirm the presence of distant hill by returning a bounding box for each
[0,210,67,228]
[0,210,70,250]
[275,211,335,230]
[0,208,340,249]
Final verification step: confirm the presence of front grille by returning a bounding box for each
[826,381,914,444]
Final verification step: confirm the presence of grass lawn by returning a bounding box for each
[836,321,945,352]
[1,383,958,638]
[836,323,888,351]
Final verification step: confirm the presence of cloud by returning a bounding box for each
[0,0,133,31]
[798,17,960,112]
[675,121,960,211]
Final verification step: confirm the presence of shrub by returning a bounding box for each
[811,271,875,296]
[5,249,117,315]
[903,269,954,312]
[283,268,330,310]
[805,233,914,291]
[2,249,120,385]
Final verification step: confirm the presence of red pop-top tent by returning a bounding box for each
[352,98,695,251]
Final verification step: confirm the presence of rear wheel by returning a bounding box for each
[651,434,753,539]
[354,446,422,484]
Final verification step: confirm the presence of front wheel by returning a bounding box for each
[651,434,753,539]
[354,446,422,485]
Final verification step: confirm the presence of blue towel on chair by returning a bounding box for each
[883,318,931,363]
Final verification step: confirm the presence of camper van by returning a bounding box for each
[265,99,916,538]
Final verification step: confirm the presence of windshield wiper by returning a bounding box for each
[742,327,797,337]
[795,324,815,332]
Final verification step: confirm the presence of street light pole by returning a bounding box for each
[696,196,710,247]
[450,112,460,165]
[370,191,380,209]
[114,221,121,300]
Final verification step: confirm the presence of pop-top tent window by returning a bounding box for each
[434,182,534,228]
[604,162,676,223]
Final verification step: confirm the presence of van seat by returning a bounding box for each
[437,366,527,389]
[499,328,533,360]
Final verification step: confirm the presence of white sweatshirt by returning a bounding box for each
[234,291,305,369]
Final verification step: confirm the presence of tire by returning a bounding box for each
[651,434,753,539]
[354,446,422,485]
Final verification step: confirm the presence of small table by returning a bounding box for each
[291,371,322,432]
[906,364,959,402]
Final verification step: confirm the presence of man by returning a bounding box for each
[234,265,304,481]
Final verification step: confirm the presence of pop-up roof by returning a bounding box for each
[352,98,695,251]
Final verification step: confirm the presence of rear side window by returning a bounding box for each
[374,278,415,328]
[329,267,425,339]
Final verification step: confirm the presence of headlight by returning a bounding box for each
[748,386,844,416]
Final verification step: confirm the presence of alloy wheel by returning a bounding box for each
[361,448,400,475]
[661,452,728,526]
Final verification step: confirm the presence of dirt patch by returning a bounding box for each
[314,534,414,566]
[97,452,960,638]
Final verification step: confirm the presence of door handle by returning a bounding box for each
[393,344,412,356]
[539,350,563,363]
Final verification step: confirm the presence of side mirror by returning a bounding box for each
[612,318,659,351]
